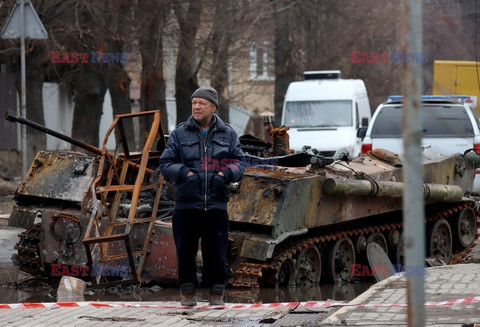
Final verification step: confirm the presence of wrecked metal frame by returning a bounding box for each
[83,110,165,288]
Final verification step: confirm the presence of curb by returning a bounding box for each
[322,274,403,324]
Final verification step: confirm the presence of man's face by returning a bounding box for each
[192,97,217,123]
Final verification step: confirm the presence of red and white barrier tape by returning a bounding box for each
[1,296,480,310]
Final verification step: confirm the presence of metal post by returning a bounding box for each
[401,0,425,326]
[2,0,48,177]
[20,0,27,178]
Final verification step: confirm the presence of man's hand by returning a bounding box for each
[187,170,223,177]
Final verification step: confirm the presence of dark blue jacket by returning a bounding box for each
[159,115,245,210]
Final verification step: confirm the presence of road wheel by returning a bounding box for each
[428,218,452,263]
[328,238,355,283]
[452,207,477,249]
[277,258,295,287]
[295,246,321,287]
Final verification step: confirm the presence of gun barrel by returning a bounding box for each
[323,178,464,202]
[5,110,102,155]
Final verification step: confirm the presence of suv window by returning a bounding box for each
[371,104,475,138]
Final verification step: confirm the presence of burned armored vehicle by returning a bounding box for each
[227,146,479,287]
[6,111,480,288]
[7,110,176,287]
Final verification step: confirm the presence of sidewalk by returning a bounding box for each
[1,218,479,326]
[0,300,334,327]
[1,264,480,326]
[322,263,480,326]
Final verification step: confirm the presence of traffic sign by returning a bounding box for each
[1,0,48,39]
[0,0,48,178]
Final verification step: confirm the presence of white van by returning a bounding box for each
[281,70,371,157]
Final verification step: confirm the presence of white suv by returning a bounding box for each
[360,95,480,190]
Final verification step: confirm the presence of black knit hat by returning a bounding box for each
[191,86,219,107]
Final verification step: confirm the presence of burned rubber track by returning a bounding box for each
[232,201,479,288]
[14,223,44,275]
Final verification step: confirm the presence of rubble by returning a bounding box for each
[57,276,86,302]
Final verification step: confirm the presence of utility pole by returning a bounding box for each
[401,0,425,326]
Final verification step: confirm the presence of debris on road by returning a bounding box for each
[57,276,86,302]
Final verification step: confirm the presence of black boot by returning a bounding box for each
[209,284,225,305]
[180,283,197,306]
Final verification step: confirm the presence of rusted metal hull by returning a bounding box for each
[227,151,476,262]
[40,208,90,266]
[7,107,479,289]
[17,151,97,202]
[142,222,178,284]
[17,206,178,285]
[11,148,478,286]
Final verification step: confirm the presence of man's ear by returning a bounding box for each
[212,104,218,113]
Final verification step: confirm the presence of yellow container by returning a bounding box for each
[433,60,480,113]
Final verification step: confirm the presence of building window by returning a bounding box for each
[249,42,274,81]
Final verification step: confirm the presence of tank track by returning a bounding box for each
[13,223,44,275]
[232,201,480,287]
[13,204,479,285]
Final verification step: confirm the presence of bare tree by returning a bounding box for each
[208,0,239,123]
[173,0,201,124]
[43,1,110,149]
[2,0,477,157]
[47,0,135,149]
[71,64,108,148]
[105,1,135,146]
[271,0,297,123]
[196,0,274,123]
[271,0,401,112]
[135,0,169,145]
[23,42,47,164]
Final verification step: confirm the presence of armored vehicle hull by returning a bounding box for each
[6,111,480,288]
[228,149,478,287]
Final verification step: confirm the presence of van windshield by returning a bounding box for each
[284,100,352,127]
[370,104,475,137]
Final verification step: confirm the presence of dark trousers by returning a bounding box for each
[172,209,229,289]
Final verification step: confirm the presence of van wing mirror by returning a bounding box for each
[361,117,369,127]
[357,126,367,139]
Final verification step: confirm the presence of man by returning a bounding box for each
[159,86,245,306]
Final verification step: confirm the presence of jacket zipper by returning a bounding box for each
[203,137,207,211]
